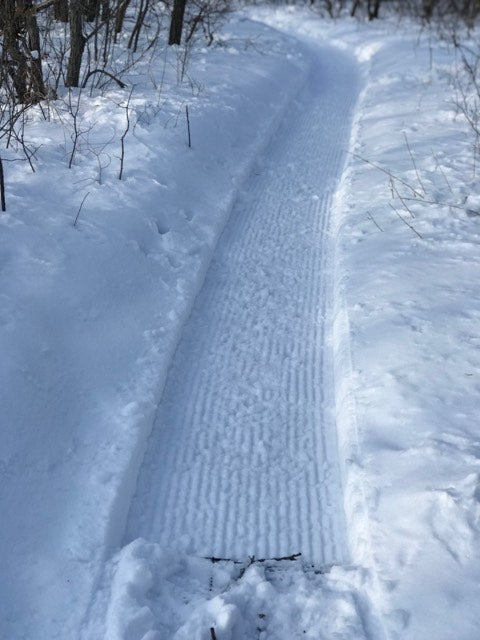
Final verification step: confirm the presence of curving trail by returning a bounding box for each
[124,43,360,568]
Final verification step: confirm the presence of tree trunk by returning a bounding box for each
[101,0,110,22]
[128,0,149,51]
[114,0,131,35]
[66,0,86,86]
[54,0,69,21]
[367,0,381,20]
[2,0,28,102]
[1,0,46,102]
[168,0,187,45]
[84,0,100,22]
[24,0,47,100]
[350,0,361,17]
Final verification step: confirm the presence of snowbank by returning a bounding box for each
[251,7,480,638]
[324,12,480,640]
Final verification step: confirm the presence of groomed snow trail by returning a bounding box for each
[125,45,360,567]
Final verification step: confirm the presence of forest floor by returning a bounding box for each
[1,5,480,640]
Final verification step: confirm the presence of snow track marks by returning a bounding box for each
[125,45,360,567]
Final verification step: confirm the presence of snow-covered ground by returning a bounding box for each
[1,5,479,640]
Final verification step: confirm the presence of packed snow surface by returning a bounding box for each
[123,41,359,566]
[1,5,480,640]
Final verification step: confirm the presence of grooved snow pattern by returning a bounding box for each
[125,48,360,566]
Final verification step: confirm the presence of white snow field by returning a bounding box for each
[1,5,480,640]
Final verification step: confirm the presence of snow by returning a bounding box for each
[100,540,378,640]
[122,36,360,568]
[1,5,480,640]
[324,19,480,640]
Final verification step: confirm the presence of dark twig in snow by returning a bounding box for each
[389,203,423,239]
[401,196,465,210]
[186,104,192,148]
[367,211,383,231]
[351,151,424,198]
[432,150,454,195]
[81,69,127,89]
[0,157,6,212]
[391,180,416,218]
[403,131,426,196]
[204,552,301,565]
[73,191,90,227]
[119,86,134,180]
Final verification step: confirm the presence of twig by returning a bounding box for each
[210,628,217,640]
[73,191,90,227]
[186,104,191,148]
[203,556,243,564]
[432,150,454,195]
[0,157,6,212]
[351,152,423,198]
[81,69,127,89]
[391,180,416,218]
[367,211,383,231]
[119,86,134,180]
[388,175,395,199]
[203,552,301,564]
[403,131,426,196]
[389,203,423,239]
[259,553,301,563]
[68,89,83,169]
[401,195,465,210]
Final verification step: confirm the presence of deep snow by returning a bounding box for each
[1,5,480,640]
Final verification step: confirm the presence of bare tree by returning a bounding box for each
[1,0,47,103]
[128,0,151,51]
[66,0,86,86]
[367,0,382,20]
[24,0,47,98]
[114,0,132,36]
[54,0,69,21]
[169,0,187,45]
